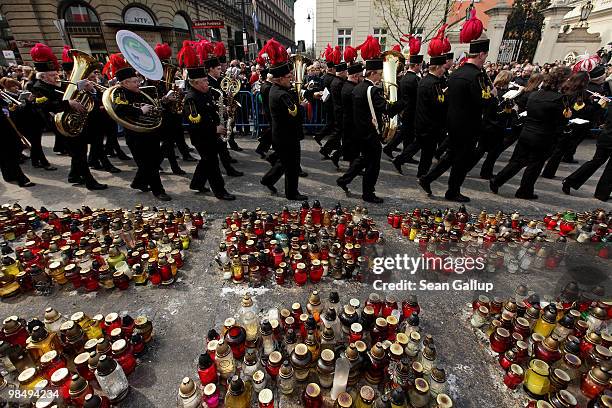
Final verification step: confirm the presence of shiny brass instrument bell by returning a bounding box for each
[54,49,100,137]
[380,50,405,144]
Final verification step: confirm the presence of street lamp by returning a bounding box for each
[466,0,475,20]
[306,9,315,59]
[579,0,594,24]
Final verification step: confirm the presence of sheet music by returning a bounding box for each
[569,118,589,125]
[502,89,522,100]
[321,87,330,102]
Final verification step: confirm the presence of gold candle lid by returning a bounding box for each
[320,349,334,362]
[40,350,58,364]
[305,383,320,398]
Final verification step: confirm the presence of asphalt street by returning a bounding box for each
[0,133,608,407]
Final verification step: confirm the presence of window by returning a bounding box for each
[173,13,191,47]
[337,28,352,54]
[123,6,155,26]
[373,28,387,51]
[64,4,99,23]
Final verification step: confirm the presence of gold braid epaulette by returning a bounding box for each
[114,88,128,105]
[35,96,48,104]
[187,100,201,124]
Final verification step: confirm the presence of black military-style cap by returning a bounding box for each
[116,67,137,82]
[204,57,220,70]
[187,67,207,79]
[347,63,364,75]
[365,59,383,71]
[469,39,490,54]
[335,62,348,72]
[429,55,446,66]
[409,55,423,64]
[34,61,56,72]
[270,62,292,78]
[445,52,454,61]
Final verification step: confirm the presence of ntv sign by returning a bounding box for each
[124,7,156,26]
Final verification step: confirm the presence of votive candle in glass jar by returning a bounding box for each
[258,388,274,408]
[278,360,295,395]
[203,383,220,408]
[503,364,524,390]
[470,306,489,328]
[94,355,129,403]
[302,383,322,408]
[580,366,610,399]
[524,359,550,398]
[490,328,511,354]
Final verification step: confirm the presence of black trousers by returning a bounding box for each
[125,132,164,195]
[320,123,342,156]
[317,102,334,138]
[337,137,382,197]
[190,133,226,195]
[104,122,125,156]
[174,127,192,158]
[217,139,235,173]
[492,139,548,196]
[565,145,611,199]
[53,128,67,153]
[479,131,518,179]
[421,138,477,196]
[67,136,96,184]
[541,127,588,178]
[410,131,444,177]
[256,127,272,154]
[25,130,50,167]
[159,116,182,169]
[387,118,415,152]
[0,131,29,184]
[261,140,301,197]
[87,121,114,168]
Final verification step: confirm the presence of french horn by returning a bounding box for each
[102,85,162,133]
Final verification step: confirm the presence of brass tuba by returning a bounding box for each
[380,50,405,144]
[102,85,162,133]
[161,62,184,115]
[290,54,312,103]
[54,50,100,137]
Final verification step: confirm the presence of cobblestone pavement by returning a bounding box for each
[0,134,608,407]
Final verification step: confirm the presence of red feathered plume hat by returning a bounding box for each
[61,45,74,71]
[461,9,489,54]
[177,40,206,79]
[213,42,227,64]
[102,53,135,81]
[332,46,347,72]
[428,25,450,65]
[323,44,335,68]
[196,39,218,70]
[267,38,291,78]
[357,35,382,71]
[154,43,172,61]
[30,43,59,72]
[344,45,362,74]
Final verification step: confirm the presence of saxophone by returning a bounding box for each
[212,87,228,142]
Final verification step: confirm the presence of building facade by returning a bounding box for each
[0,0,296,65]
[314,0,503,59]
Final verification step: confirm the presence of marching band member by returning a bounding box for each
[314,45,337,146]
[340,48,363,165]
[0,86,33,187]
[106,55,171,201]
[28,43,68,171]
[260,39,309,200]
[319,46,345,168]
[418,38,493,203]
[153,43,187,175]
[180,42,236,201]
[336,35,405,203]
[205,42,244,177]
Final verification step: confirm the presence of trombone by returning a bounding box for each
[1,91,31,149]
[59,80,108,93]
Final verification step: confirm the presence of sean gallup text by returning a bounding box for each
[372,279,494,293]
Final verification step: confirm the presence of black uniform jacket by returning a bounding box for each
[269,83,304,144]
[446,63,492,142]
[31,79,70,130]
[260,80,273,121]
[414,73,446,136]
[352,79,405,142]
[341,80,357,138]
[330,75,346,129]
[183,87,218,138]
[399,70,420,123]
[520,89,566,148]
